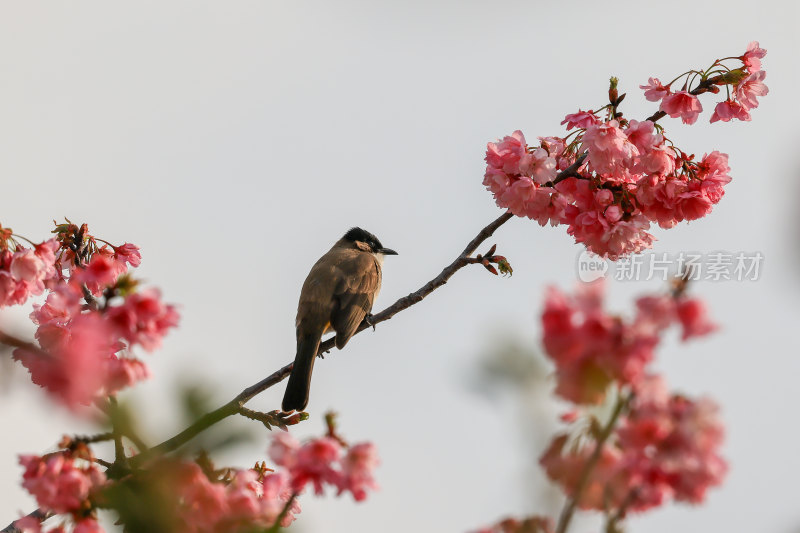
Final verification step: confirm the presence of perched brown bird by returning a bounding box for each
[282,227,397,412]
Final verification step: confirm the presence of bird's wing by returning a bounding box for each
[331,253,381,349]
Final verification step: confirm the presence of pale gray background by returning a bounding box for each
[0,1,798,532]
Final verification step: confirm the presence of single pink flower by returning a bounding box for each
[105,356,150,394]
[269,432,300,469]
[659,91,703,125]
[560,110,599,130]
[10,249,46,283]
[339,442,379,501]
[676,298,718,340]
[676,190,713,221]
[73,254,123,295]
[635,144,677,177]
[710,99,751,123]
[639,78,670,102]
[625,120,660,153]
[741,41,767,72]
[521,147,557,185]
[735,70,768,110]
[105,288,180,351]
[580,120,638,175]
[640,77,670,102]
[113,243,142,268]
[485,131,529,176]
[483,167,511,199]
[289,437,343,495]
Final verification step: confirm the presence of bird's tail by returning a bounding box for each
[282,332,322,412]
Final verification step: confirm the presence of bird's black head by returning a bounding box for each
[343,227,397,255]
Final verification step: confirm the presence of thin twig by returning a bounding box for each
[554,394,628,533]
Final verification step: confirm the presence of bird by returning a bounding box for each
[282,227,397,412]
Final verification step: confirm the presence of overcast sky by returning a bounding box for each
[1,2,798,532]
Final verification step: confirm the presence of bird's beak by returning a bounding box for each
[379,248,398,256]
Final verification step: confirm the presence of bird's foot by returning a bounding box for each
[364,313,376,331]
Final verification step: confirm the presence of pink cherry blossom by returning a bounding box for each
[659,91,703,125]
[522,147,557,185]
[339,442,379,501]
[73,254,123,295]
[735,70,769,110]
[0,240,59,308]
[640,77,670,102]
[635,144,677,176]
[19,453,106,514]
[105,356,150,394]
[10,249,47,283]
[580,120,638,175]
[676,297,718,340]
[617,380,727,507]
[741,41,767,72]
[697,151,732,204]
[113,243,142,268]
[105,288,180,351]
[289,437,343,495]
[156,461,301,532]
[710,99,751,123]
[31,283,83,329]
[542,282,717,404]
[14,313,117,408]
[541,378,726,513]
[268,431,301,469]
[560,110,599,130]
[625,120,660,153]
[485,131,529,176]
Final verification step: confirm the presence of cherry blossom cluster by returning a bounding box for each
[483,42,767,259]
[542,280,716,404]
[269,430,380,502]
[14,417,379,533]
[133,459,301,533]
[1,220,179,409]
[643,41,768,124]
[15,446,106,533]
[539,281,725,518]
[540,375,726,513]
